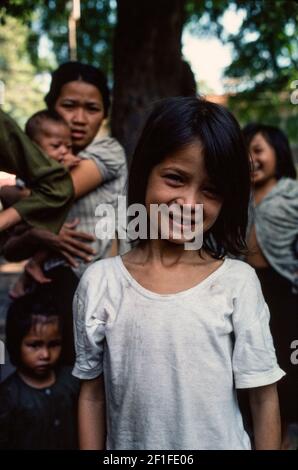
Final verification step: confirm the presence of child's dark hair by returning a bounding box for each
[5,285,63,367]
[45,61,110,118]
[128,96,251,258]
[25,109,69,141]
[243,123,297,180]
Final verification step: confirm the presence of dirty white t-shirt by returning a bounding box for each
[72,256,285,450]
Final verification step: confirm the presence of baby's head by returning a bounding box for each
[6,286,63,379]
[25,109,72,163]
[128,96,251,257]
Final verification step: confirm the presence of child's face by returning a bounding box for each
[20,316,62,377]
[36,122,72,163]
[145,141,223,245]
[249,133,277,186]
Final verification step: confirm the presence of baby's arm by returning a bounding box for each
[78,376,106,450]
[249,383,281,449]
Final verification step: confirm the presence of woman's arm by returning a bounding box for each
[78,376,106,450]
[249,383,281,450]
[3,219,95,265]
[70,160,103,200]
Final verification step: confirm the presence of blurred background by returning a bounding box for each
[0,0,297,159]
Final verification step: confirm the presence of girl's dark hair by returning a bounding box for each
[45,61,110,117]
[5,285,63,367]
[243,123,297,180]
[25,109,69,141]
[128,96,251,258]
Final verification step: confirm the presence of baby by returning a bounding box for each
[25,109,80,168]
[0,110,81,297]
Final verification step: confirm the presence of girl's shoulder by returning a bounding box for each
[75,256,123,296]
[223,257,256,277]
[220,258,261,293]
[81,255,119,277]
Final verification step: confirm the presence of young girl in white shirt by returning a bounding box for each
[72,97,285,450]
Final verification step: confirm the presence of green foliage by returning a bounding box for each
[1,0,116,76]
[224,0,298,92]
[228,91,298,144]
[1,0,297,141]
[185,0,298,144]
[0,15,45,128]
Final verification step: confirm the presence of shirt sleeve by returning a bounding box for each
[0,109,74,233]
[79,137,127,183]
[72,270,107,380]
[232,268,286,389]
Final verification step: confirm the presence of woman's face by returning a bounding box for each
[249,132,277,186]
[54,80,105,153]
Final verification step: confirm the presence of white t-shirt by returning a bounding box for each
[72,256,285,450]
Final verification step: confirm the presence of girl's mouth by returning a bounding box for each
[253,161,262,172]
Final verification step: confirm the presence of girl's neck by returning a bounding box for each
[129,240,211,268]
[17,368,56,389]
[253,177,277,205]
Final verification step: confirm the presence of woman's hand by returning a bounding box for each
[31,218,96,267]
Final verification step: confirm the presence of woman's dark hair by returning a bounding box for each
[128,96,251,258]
[5,285,63,367]
[45,61,110,117]
[25,109,69,141]
[243,123,297,180]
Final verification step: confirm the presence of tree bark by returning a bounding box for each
[111,0,197,160]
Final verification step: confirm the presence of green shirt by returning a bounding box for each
[0,109,74,233]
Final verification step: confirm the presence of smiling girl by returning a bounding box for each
[73,98,285,450]
[244,123,298,448]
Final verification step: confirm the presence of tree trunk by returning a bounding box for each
[111,0,197,160]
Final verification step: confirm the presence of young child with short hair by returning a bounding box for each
[0,285,80,449]
[25,109,80,168]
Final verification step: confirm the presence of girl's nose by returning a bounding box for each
[39,347,50,360]
[176,190,201,207]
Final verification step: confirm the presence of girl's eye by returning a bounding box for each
[164,174,183,184]
[202,187,220,198]
[27,342,41,349]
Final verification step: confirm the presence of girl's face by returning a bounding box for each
[145,141,223,245]
[20,317,62,378]
[249,133,277,186]
[54,80,105,153]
